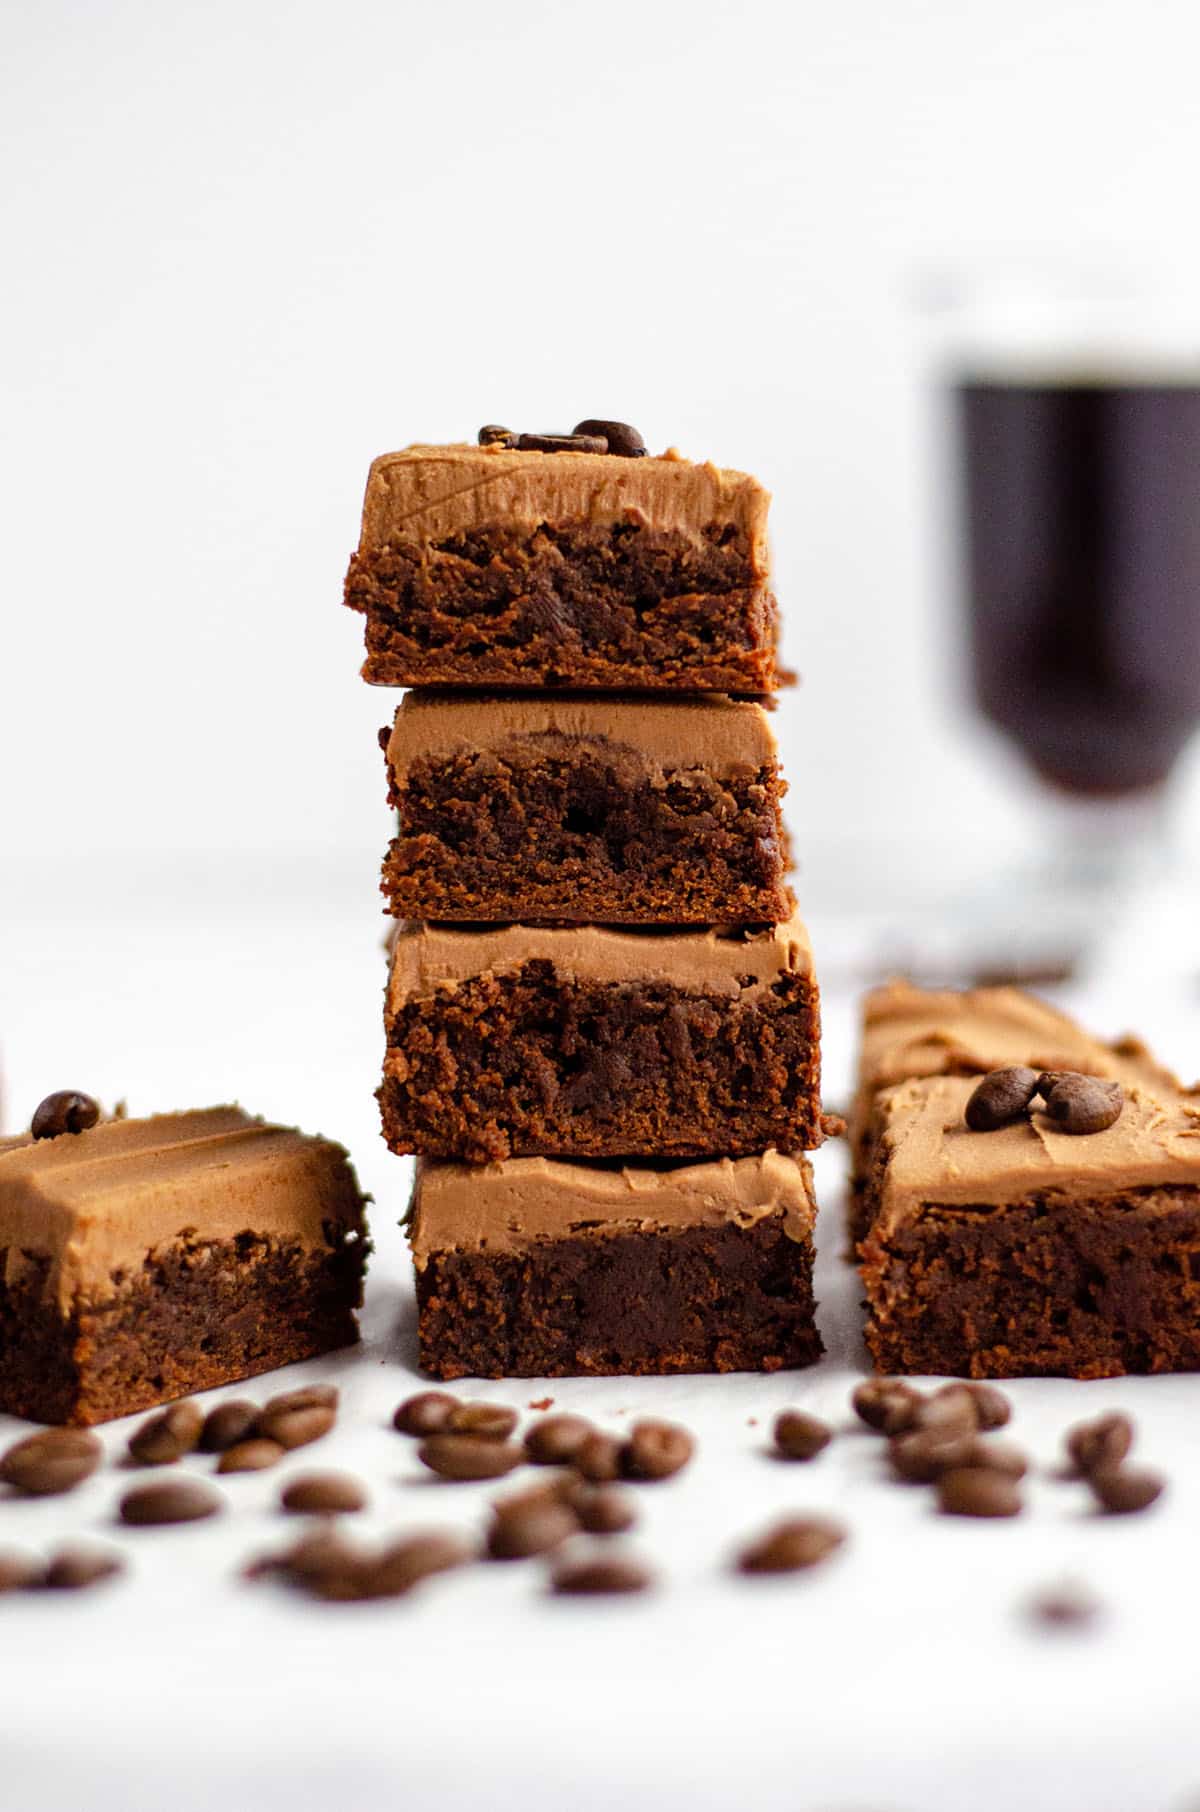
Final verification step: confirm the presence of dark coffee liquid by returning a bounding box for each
[958,380,1200,793]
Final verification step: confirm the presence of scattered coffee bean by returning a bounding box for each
[261,1383,339,1415]
[964,1437,1029,1480]
[218,1438,286,1474]
[254,1398,336,1452]
[31,1090,100,1140]
[43,1546,126,1591]
[551,1553,653,1596]
[247,1523,360,1586]
[936,1467,1023,1518]
[738,1516,847,1575]
[516,431,608,455]
[915,1384,981,1438]
[120,1478,223,1526]
[1065,1411,1134,1477]
[487,1496,579,1561]
[445,1402,519,1441]
[568,1484,638,1535]
[0,1428,103,1497]
[524,1413,595,1465]
[1039,1072,1124,1135]
[199,1400,259,1453]
[965,1067,1040,1131]
[128,1400,204,1466]
[962,1383,1012,1430]
[620,1420,694,1482]
[280,1472,367,1515]
[572,418,647,457]
[1088,1466,1165,1515]
[1029,1582,1102,1629]
[572,1431,623,1483]
[393,1391,458,1437]
[478,424,517,447]
[852,1379,921,1435]
[889,1429,976,1484]
[366,1531,474,1599]
[0,1550,44,1593]
[774,1410,833,1462]
[418,1435,524,1481]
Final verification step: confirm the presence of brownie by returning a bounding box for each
[409,1151,822,1379]
[382,915,827,1162]
[855,998,1200,1379]
[0,1107,368,1425]
[381,692,791,924]
[344,441,779,692]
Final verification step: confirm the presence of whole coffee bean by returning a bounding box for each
[120,1478,223,1526]
[621,1420,695,1482]
[260,1383,338,1416]
[1040,1073,1124,1135]
[478,424,517,447]
[280,1472,367,1515]
[852,1379,921,1435]
[525,1414,595,1465]
[552,1553,653,1596]
[1089,1466,1165,1515]
[572,418,647,457]
[394,1391,458,1437]
[1066,1411,1134,1477]
[774,1410,833,1462]
[916,1384,981,1437]
[963,1383,1012,1431]
[517,432,608,455]
[199,1400,259,1453]
[738,1516,846,1574]
[963,1437,1029,1480]
[1030,1582,1102,1629]
[248,1524,361,1587]
[218,1438,286,1474]
[255,1404,336,1451]
[445,1402,519,1441]
[937,1467,1022,1518]
[570,1484,637,1535]
[365,1531,474,1599]
[418,1435,524,1481]
[43,1546,126,1591]
[31,1090,100,1140]
[0,1550,44,1593]
[573,1431,623,1483]
[889,1429,976,1483]
[487,1498,579,1561]
[0,1429,103,1497]
[965,1067,1040,1131]
[128,1400,204,1466]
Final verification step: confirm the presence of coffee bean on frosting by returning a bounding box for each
[128,1400,204,1466]
[486,1496,579,1561]
[524,1413,595,1465]
[478,424,517,446]
[552,1553,653,1596]
[572,418,647,457]
[889,1429,976,1483]
[937,1467,1023,1518]
[1029,1581,1102,1629]
[1065,1411,1134,1477]
[516,432,608,455]
[773,1410,833,1461]
[280,1472,368,1515]
[418,1435,524,1481]
[120,1478,223,1526]
[43,1546,126,1591]
[1088,1466,1165,1515]
[568,1483,638,1535]
[31,1090,101,1140]
[0,1429,103,1497]
[914,1385,981,1438]
[738,1516,846,1574]
[254,1393,337,1452]
[393,1391,459,1437]
[445,1402,519,1441]
[218,1438,286,1474]
[852,1379,921,1435]
[572,1431,623,1483]
[199,1400,259,1453]
[962,1383,1012,1431]
[1039,1073,1124,1135]
[0,1550,45,1593]
[366,1531,475,1599]
[620,1420,695,1482]
[965,1067,1040,1131]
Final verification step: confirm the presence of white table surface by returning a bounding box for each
[3,872,1200,1812]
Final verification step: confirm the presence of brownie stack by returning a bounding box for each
[344,421,830,1379]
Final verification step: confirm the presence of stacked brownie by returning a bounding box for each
[346,422,830,1379]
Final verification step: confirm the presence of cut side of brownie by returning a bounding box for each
[344,442,779,693]
[381,914,827,1162]
[381,692,791,924]
[408,1151,822,1379]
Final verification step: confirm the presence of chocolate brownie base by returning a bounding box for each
[860,1189,1200,1379]
[416,1220,821,1379]
[345,523,779,693]
[0,1236,364,1426]
[382,957,824,1162]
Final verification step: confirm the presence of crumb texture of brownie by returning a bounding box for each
[415,1219,822,1379]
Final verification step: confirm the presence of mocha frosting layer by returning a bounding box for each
[357,443,770,560]
[386,692,779,783]
[408,1150,816,1263]
[387,911,814,1011]
[0,1108,365,1314]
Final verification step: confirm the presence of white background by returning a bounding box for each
[4,5,1200,1810]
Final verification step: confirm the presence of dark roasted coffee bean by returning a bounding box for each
[1089,1466,1165,1515]
[0,1550,44,1593]
[418,1435,524,1481]
[573,1431,623,1483]
[516,432,608,455]
[0,1428,103,1497]
[965,1067,1040,1131]
[963,1437,1029,1480]
[280,1472,367,1515]
[199,1400,259,1453]
[524,1413,595,1465]
[889,1429,976,1483]
[445,1402,518,1441]
[255,1403,336,1451]
[852,1379,921,1435]
[773,1410,832,1462]
[31,1090,101,1140]
[120,1478,223,1525]
[218,1438,286,1474]
[937,1467,1022,1518]
[738,1516,846,1574]
[247,1524,361,1587]
[478,424,517,447]
[1065,1411,1134,1477]
[552,1553,652,1595]
[572,418,647,457]
[262,1383,338,1414]
[963,1383,1012,1430]
[43,1546,126,1591]
[621,1420,695,1482]
[487,1497,578,1561]
[128,1400,204,1466]
[394,1391,458,1436]
[1030,1582,1102,1628]
[1040,1072,1124,1135]
[364,1531,474,1599]
[569,1484,637,1535]
[914,1385,979,1438]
